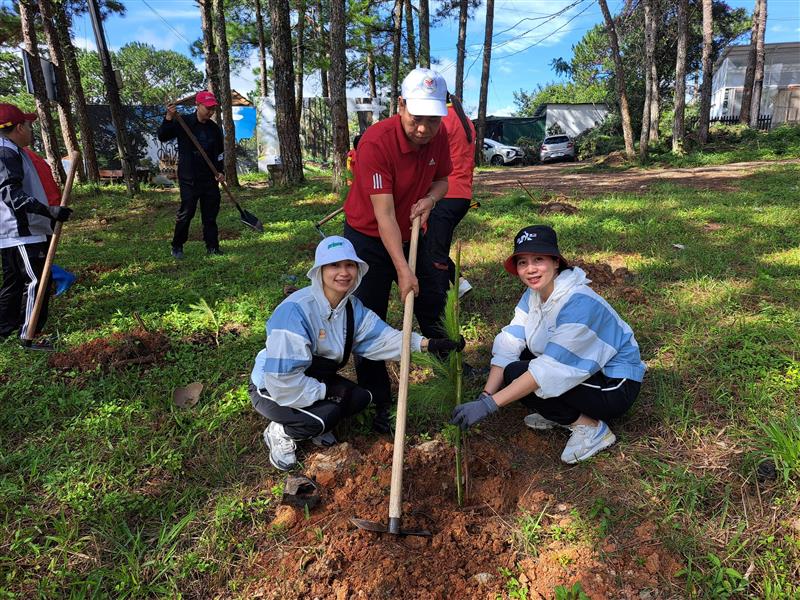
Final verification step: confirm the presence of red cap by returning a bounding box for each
[195,91,218,107]
[0,103,37,129]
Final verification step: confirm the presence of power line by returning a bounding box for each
[139,0,194,47]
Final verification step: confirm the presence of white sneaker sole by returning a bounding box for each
[524,413,557,430]
[561,431,617,464]
[263,427,297,471]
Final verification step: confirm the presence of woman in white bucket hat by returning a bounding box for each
[249,236,464,471]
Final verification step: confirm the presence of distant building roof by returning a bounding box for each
[715,42,800,69]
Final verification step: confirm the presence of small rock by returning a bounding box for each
[271,505,298,529]
[416,439,444,456]
[639,590,654,600]
[644,553,660,574]
[315,469,336,487]
[473,572,493,585]
[672,243,685,250]
[556,503,569,512]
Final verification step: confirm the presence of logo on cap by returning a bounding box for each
[422,77,436,93]
[517,231,537,244]
[327,241,343,250]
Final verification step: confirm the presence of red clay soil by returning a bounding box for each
[48,328,169,372]
[236,413,682,600]
[475,158,800,198]
[570,259,645,305]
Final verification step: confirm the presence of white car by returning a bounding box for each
[482,138,524,165]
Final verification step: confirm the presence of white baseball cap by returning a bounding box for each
[400,68,448,117]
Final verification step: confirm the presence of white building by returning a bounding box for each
[710,42,800,125]
[544,103,610,139]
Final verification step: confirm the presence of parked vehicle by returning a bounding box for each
[483,138,524,166]
[540,135,576,162]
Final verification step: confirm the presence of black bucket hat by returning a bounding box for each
[503,225,569,275]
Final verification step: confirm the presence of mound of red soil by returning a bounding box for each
[571,259,645,305]
[48,328,169,372]
[539,200,579,215]
[241,427,681,599]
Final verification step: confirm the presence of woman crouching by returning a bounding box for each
[451,225,645,463]
[251,236,463,470]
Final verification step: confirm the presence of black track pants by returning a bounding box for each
[171,179,221,250]
[249,376,372,440]
[0,241,51,339]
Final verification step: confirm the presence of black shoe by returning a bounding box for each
[171,247,184,259]
[462,361,490,380]
[206,247,224,256]
[373,407,392,434]
[21,337,55,352]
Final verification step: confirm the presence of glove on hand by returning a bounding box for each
[427,335,466,355]
[48,206,72,222]
[450,392,498,429]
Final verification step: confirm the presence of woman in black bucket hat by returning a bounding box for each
[450,225,646,463]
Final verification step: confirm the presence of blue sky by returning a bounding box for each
[56,0,800,115]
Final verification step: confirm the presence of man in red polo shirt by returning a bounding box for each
[343,68,454,433]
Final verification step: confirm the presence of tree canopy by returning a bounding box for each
[77,42,205,105]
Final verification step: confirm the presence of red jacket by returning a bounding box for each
[442,105,476,199]
[23,149,61,206]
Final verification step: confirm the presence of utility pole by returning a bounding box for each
[87,0,137,195]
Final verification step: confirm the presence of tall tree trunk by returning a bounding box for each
[328,0,348,192]
[672,0,688,153]
[365,29,377,98]
[698,0,713,144]
[648,2,660,144]
[255,0,269,97]
[295,0,306,121]
[454,0,468,100]
[87,0,137,194]
[598,0,635,160]
[418,0,430,68]
[404,0,416,67]
[474,0,494,166]
[750,0,767,127]
[37,0,83,181]
[53,6,99,182]
[268,0,304,183]
[200,0,221,96]
[739,0,759,124]
[213,0,239,186]
[390,0,402,115]
[19,0,65,184]
[639,0,654,160]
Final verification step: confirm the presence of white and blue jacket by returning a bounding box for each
[250,261,422,409]
[492,267,645,399]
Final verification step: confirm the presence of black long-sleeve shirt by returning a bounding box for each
[157,112,224,184]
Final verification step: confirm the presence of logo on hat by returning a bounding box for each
[422,77,436,93]
[517,231,537,244]
[327,241,343,250]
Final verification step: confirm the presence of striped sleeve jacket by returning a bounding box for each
[491,267,646,399]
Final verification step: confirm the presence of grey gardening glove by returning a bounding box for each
[450,392,498,430]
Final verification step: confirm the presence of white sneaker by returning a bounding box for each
[560,420,616,464]
[263,422,298,470]
[311,431,337,447]
[458,277,473,298]
[524,413,559,430]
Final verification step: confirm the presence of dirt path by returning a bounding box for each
[475,158,800,197]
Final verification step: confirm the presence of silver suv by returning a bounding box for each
[540,135,576,163]
[483,138,524,165]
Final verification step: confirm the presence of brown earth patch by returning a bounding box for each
[571,259,645,304]
[48,328,169,373]
[231,426,682,600]
[475,158,800,198]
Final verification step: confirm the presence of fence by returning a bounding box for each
[709,114,773,131]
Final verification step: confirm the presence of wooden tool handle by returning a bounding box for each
[388,215,421,530]
[23,151,80,341]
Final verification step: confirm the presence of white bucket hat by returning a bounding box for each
[306,236,368,281]
[401,68,448,117]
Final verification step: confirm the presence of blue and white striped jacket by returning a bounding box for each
[491,267,645,399]
[250,262,422,408]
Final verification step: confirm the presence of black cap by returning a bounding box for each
[503,225,569,275]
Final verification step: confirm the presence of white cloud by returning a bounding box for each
[71,36,97,52]
[487,103,516,117]
[132,25,188,52]
[122,6,200,23]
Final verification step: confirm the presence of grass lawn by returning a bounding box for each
[1,160,799,598]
